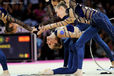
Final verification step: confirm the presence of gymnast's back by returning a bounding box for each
[70,0,98,20]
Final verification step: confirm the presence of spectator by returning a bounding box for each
[33,2,46,23]
[37,35,43,59]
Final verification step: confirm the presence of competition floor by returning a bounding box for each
[0,58,114,76]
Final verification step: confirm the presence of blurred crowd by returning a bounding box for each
[0,0,114,60]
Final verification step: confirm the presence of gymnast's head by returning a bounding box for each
[55,1,68,19]
[4,23,18,34]
[47,33,62,50]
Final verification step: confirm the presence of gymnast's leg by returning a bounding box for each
[63,38,71,67]
[73,26,98,71]
[0,50,10,76]
[78,23,114,68]
[92,12,114,41]
[93,34,114,67]
[53,40,78,74]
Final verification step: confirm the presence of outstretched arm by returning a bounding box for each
[38,8,89,35]
[0,7,34,32]
[38,17,76,35]
[6,14,33,32]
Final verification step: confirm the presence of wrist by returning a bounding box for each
[45,24,50,30]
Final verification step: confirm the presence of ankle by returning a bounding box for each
[3,70,10,74]
[111,61,114,67]
[74,69,83,76]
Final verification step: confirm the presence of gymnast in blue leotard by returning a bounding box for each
[0,7,32,76]
[0,7,11,76]
[39,1,114,75]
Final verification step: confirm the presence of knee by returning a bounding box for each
[69,68,77,73]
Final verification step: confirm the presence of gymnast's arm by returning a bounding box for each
[6,14,33,32]
[38,9,89,35]
[44,17,76,30]
[0,7,33,32]
[37,17,76,35]
[54,24,84,38]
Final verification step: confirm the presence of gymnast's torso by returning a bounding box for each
[76,4,98,20]
[69,0,98,24]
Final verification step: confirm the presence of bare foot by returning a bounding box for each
[39,68,54,75]
[74,69,83,76]
[0,70,10,76]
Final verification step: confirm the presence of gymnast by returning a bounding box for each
[38,1,114,75]
[0,7,36,76]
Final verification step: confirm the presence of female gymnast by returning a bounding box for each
[0,7,36,76]
[0,7,16,76]
[39,1,114,75]
[38,0,114,73]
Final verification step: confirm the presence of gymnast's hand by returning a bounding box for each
[37,25,47,35]
[31,27,37,33]
[0,12,7,24]
[0,7,8,24]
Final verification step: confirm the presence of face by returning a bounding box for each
[55,6,66,19]
[47,33,58,49]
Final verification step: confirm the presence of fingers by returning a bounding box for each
[37,26,42,35]
[37,30,43,35]
[38,26,41,29]
[37,26,46,35]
